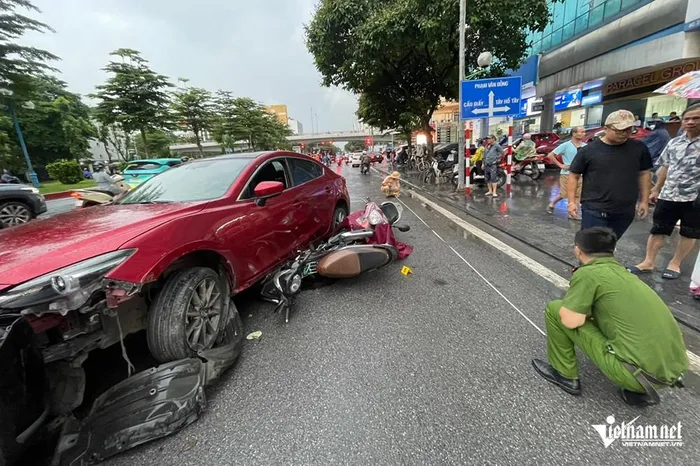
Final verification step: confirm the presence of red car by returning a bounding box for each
[512,132,560,154]
[0,151,349,462]
[544,126,651,164]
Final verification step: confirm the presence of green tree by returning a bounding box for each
[306,0,550,154]
[92,48,172,157]
[171,80,213,157]
[212,92,291,151]
[134,129,174,158]
[0,75,95,169]
[344,140,367,152]
[0,0,58,92]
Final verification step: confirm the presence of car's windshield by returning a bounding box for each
[124,162,166,171]
[118,158,250,204]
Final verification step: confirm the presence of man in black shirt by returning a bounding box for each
[567,110,652,239]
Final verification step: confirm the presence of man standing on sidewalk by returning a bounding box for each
[547,126,586,218]
[630,104,700,280]
[567,110,652,239]
[483,135,503,197]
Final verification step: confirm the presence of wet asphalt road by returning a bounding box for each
[103,163,700,466]
[45,197,76,217]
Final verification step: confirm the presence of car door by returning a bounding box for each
[234,158,301,283]
[287,157,331,242]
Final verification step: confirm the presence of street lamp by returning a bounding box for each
[0,87,40,187]
[457,1,493,192]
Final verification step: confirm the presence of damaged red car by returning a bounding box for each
[0,151,350,464]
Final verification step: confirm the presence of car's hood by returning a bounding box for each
[0,203,203,286]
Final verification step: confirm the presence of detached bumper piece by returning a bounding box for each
[53,339,242,466]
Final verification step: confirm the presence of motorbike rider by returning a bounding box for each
[1,169,19,184]
[514,133,537,161]
[360,150,372,173]
[92,162,126,195]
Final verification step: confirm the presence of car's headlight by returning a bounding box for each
[21,187,40,195]
[0,250,136,313]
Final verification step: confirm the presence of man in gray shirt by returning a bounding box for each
[630,104,700,279]
[483,134,504,197]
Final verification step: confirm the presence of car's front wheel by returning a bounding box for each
[332,204,348,230]
[147,267,241,362]
[0,201,32,227]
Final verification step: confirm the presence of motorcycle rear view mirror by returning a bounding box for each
[254,181,284,206]
[380,202,402,224]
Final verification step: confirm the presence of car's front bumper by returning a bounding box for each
[33,195,47,216]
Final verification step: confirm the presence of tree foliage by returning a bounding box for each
[306,0,551,152]
[171,82,213,157]
[344,140,367,152]
[212,92,292,151]
[0,0,58,93]
[91,49,172,157]
[46,159,82,184]
[0,75,95,169]
[134,129,175,159]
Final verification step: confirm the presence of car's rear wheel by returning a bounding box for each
[147,267,241,363]
[0,201,32,227]
[332,204,348,230]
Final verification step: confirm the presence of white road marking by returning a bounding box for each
[407,190,570,290]
[396,186,700,374]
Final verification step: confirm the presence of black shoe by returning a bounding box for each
[620,389,656,407]
[531,359,581,395]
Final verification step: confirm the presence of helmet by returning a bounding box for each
[362,150,367,155]
[95,162,105,170]
[523,133,532,140]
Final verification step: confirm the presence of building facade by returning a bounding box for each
[288,118,304,135]
[512,0,700,133]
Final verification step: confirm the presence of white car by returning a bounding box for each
[350,152,363,167]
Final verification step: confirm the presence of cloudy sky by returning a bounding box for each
[21,0,359,133]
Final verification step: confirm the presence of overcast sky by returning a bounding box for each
[20,0,359,133]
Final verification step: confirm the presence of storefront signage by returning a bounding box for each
[604,59,700,96]
[554,89,582,111]
[581,91,602,106]
[530,101,545,113]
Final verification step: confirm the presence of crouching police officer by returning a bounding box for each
[532,227,688,406]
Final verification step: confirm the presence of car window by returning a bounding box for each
[124,162,164,171]
[288,158,323,186]
[118,158,250,204]
[241,159,290,199]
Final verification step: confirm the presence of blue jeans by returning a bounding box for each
[581,205,636,240]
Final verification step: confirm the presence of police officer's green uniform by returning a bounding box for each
[546,257,688,392]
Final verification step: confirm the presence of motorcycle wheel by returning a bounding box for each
[529,162,542,180]
[423,170,435,184]
[497,169,507,188]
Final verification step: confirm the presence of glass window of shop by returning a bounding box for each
[645,95,687,119]
[525,0,645,56]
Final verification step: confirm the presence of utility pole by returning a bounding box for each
[457,0,466,191]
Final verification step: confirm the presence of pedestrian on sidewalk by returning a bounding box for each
[532,227,688,407]
[630,104,700,280]
[546,126,586,218]
[567,110,652,239]
[483,134,503,197]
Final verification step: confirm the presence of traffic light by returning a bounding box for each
[365,137,373,146]
[300,142,305,149]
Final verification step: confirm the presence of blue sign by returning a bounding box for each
[506,55,539,87]
[514,98,529,119]
[461,76,522,119]
[582,91,602,106]
[554,89,582,111]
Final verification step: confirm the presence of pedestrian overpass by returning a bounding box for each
[169,131,395,156]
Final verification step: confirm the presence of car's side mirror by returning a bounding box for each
[253,181,284,206]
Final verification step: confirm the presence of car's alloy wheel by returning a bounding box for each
[185,277,223,352]
[148,267,233,362]
[333,205,348,229]
[0,202,31,227]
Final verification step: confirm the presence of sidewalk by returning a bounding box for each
[383,163,700,329]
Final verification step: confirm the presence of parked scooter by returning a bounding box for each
[71,174,131,208]
[424,151,456,184]
[511,155,546,181]
[260,200,411,322]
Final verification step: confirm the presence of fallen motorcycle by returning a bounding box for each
[260,200,412,322]
[70,175,131,208]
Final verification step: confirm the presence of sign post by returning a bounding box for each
[460,76,522,195]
